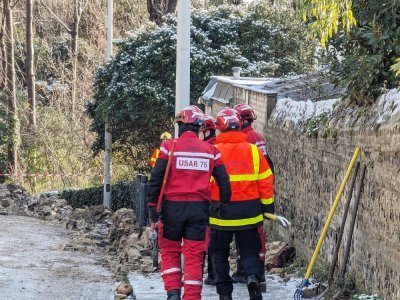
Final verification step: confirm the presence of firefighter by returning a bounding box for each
[209,108,274,300]
[149,132,172,168]
[233,103,274,174]
[231,103,275,284]
[147,105,231,300]
[200,114,217,145]
[200,114,217,286]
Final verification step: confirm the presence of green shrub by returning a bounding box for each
[61,180,136,211]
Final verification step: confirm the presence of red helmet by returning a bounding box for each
[201,115,216,131]
[216,108,242,131]
[175,105,204,126]
[233,103,257,121]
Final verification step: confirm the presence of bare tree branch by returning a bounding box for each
[39,0,71,33]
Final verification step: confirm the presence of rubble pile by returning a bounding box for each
[107,208,155,279]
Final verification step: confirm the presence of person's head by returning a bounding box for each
[175,105,204,137]
[160,132,172,142]
[200,115,216,141]
[233,103,257,129]
[215,108,242,132]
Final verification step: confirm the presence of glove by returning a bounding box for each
[264,213,291,227]
[216,201,228,218]
[148,206,159,224]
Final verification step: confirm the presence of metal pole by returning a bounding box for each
[104,0,113,208]
[175,0,191,137]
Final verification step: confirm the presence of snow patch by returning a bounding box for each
[271,97,339,127]
[376,88,400,124]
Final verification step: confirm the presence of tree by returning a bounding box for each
[26,0,36,130]
[88,4,316,171]
[301,0,400,103]
[3,0,20,173]
[39,0,89,115]
[147,0,178,25]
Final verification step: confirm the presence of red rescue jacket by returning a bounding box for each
[155,131,223,202]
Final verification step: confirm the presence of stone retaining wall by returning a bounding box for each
[262,99,400,299]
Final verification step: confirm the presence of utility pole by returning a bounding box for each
[175,0,191,137]
[104,0,113,208]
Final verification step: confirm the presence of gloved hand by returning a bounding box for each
[216,201,228,218]
[264,213,291,227]
[148,206,159,224]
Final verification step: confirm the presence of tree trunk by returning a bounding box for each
[70,2,80,116]
[147,0,178,26]
[26,0,36,130]
[0,16,6,90]
[4,0,20,173]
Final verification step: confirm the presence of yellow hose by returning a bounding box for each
[304,146,361,280]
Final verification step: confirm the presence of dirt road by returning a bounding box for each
[0,215,114,299]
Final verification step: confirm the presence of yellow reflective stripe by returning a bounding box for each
[209,214,263,227]
[210,176,215,183]
[258,169,273,180]
[230,174,258,181]
[261,197,274,205]
[250,144,259,175]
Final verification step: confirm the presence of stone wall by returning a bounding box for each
[261,96,400,299]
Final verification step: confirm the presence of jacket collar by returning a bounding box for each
[216,131,247,144]
[241,125,254,133]
[179,131,199,139]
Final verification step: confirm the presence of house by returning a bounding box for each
[198,68,341,133]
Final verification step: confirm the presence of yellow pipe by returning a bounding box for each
[304,146,361,280]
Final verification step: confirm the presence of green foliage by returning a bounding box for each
[323,0,400,104]
[300,0,357,46]
[61,180,136,211]
[304,112,329,138]
[89,3,316,170]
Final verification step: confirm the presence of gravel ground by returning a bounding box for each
[0,215,115,300]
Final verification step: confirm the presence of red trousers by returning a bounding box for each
[158,200,209,300]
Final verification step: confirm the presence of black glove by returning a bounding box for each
[216,201,228,218]
[148,206,159,223]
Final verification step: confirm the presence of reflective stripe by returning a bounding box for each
[184,280,203,285]
[214,153,221,160]
[261,197,274,205]
[162,267,181,275]
[230,174,259,181]
[173,151,214,159]
[209,214,263,227]
[159,147,168,155]
[255,141,266,146]
[251,144,260,175]
[259,169,273,180]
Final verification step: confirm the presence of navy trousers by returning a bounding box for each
[210,228,263,296]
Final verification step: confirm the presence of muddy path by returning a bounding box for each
[0,215,115,299]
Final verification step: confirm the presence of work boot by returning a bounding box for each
[204,276,216,285]
[247,275,262,300]
[219,295,233,300]
[167,289,181,300]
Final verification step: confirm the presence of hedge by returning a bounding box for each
[61,180,137,211]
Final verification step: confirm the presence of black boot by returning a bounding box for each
[219,295,233,300]
[167,289,181,300]
[247,275,262,300]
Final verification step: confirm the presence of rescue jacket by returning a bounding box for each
[242,125,274,174]
[147,131,231,206]
[210,131,274,230]
[149,148,159,168]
